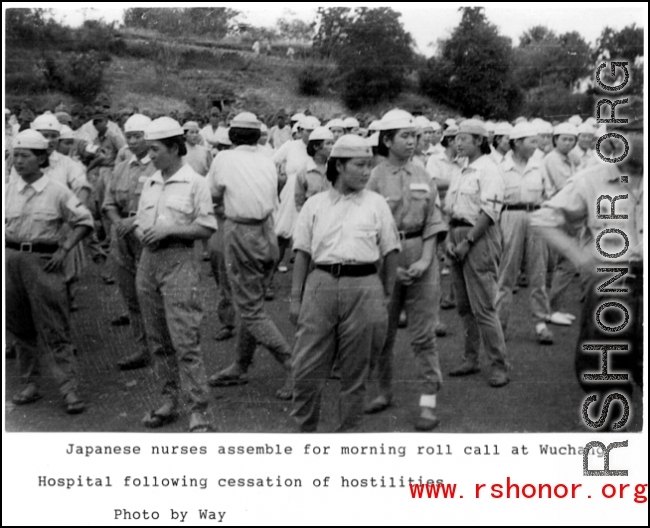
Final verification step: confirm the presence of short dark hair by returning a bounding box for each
[377,129,398,157]
[551,134,576,149]
[508,139,517,152]
[492,135,505,149]
[326,157,351,184]
[33,149,50,168]
[441,135,453,148]
[306,139,324,158]
[159,135,188,157]
[477,135,491,156]
[229,127,260,146]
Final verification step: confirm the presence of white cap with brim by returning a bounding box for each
[458,119,488,137]
[414,116,433,131]
[535,120,553,135]
[125,114,153,133]
[13,129,50,150]
[309,126,334,141]
[376,109,415,131]
[494,122,513,136]
[485,120,496,133]
[584,117,597,127]
[144,117,184,140]
[577,123,596,135]
[300,116,321,130]
[342,117,360,128]
[367,120,381,132]
[31,114,62,133]
[326,118,345,130]
[444,118,457,127]
[568,115,583,127]
[59,125,75,140]
[330,134,373,158]
[510,122,540,140]
[231,112,261,130]
[216,128,232,146]
[443,125,459,137]
[291,112,306,122]
[181,121,200,132]
[553,123,578,136]
[430,120,441,131]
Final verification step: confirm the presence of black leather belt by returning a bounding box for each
[398,229,424,240]
[228,216,268,226]
[449,218,473,228]
[503,204,541,211]
[316,263,377,277]
[155,237,194,250]
[6,241,60,254]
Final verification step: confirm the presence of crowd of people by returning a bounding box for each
[4,93,643,433]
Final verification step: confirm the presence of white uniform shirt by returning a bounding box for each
[293,188,400,265]
[444,155,505,225]
[207,145,279,221]
[500,153,552,205]
[10,150,90,196]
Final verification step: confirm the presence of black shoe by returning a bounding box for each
[448,362,480,377]
[117,354,150,371]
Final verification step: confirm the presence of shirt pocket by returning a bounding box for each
[351,223,379,258]
[31,208,62,240]
[165,195,195,225]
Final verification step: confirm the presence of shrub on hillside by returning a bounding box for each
[521,85,593,121]
[297,65,331,96]
[44,52,105,103]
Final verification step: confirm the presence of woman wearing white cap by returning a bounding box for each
[494,122,556,345]
[206,112,293,400]
[182,121,213,177]
[290,134,399,432]
[102,114,156,371]
[530,119,554,162]
[569,123,599,171]
[272,115,321,280]
[412,116,434,169]
[541,123,580,325]
[365,109,447,431]
[294,126,334,212]
[257,123,274,156]
[342,116,360,135]
[6,129,94,414]
[445,119,509,387]
[326,118,345,141]
[134,117,217,432]
[489,122,513,167]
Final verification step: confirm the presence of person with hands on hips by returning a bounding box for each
[445,119,509,388]
[6,129,94,415]
[364,109,447,431]
[290,134,400,432]
[133,117,217,432]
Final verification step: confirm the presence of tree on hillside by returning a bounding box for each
[312,7,415,108]
[123,8,240,39]
[419,7,519,119]
[593,24,643,93]
[276,16,314,42]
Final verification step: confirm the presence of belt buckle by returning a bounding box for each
[20,242,33,252]
[331,263,342,277]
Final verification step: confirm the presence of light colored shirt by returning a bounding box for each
[257,142,274,157]
[134,163,217,236]
[93,130,127,168]
[500,153,552,205]
[103,154,155,216]
[75,119,125,143]
[569,145,599,171]
[5,175,93,244]
[542,148,576,197]
[293,188,400,265]
[269,125,292,150]
[444,155,505,225]
[182,143,212,177]
[200,125,228,147]
[272,139,309,179]
[10,150,90,196]
[490,149,508,167]
[531,164,643,262]
[530,148,547,164]
[207,145,279,221]
[294,158,331,212]
[426,150,462,202]
[368,160,446,240]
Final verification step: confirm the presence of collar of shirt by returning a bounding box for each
[502,152,541,174]
[150,164,194,187]
[234,145,258,153]
[130,154,151,166]
[384,160,414,176]
[328,187,364,205]
[574,145,589,157]
[306,158,324,173]
[551,149,572,164]
[16,174,49,194]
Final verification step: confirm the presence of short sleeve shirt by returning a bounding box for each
[9,151,91,196]
[5,175,94,244]
[293,188,400,265]
[444,155,505,225]
[272,139,309,178]
[103,154,156,216]
[426,150,462,201]
[569,145,599,171]
[182,144,213,177]
[368,160,447,240]
[542,148,576,197]
[530,164,643,263]
[207,146,279,220]
[269,125,292,149]
[134,163,217,234]
[500,153,552,205]
[294,158,331,211]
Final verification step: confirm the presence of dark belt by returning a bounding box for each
[227,216,268,226]
[155,237,194,250]
[449,218,473,228]
[503,203,541,212]
[316,263,377,278]
[6,241,60,254]
[119,211,138,219]
[398,229,424,240]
